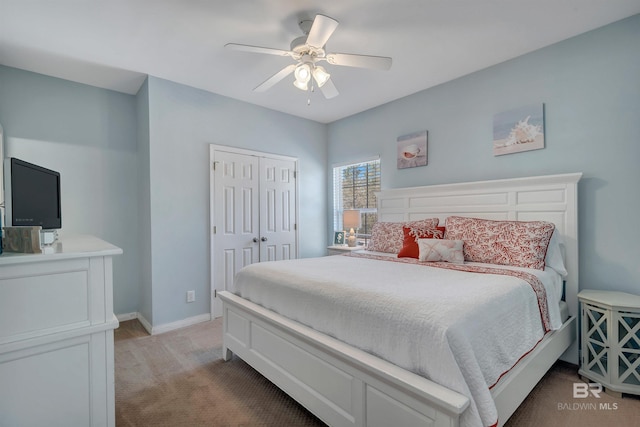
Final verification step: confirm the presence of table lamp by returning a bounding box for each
[343,209,361,247]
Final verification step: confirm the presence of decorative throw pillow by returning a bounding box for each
[398,226,446,258]
[368,218,439,254]
[417,239,464,264]
[444,216,555,270]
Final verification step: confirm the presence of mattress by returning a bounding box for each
[233,253,564,427]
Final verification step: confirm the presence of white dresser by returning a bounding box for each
[0,235,122,427]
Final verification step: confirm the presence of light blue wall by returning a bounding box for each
[136,78,153,324]
[145,76,327,325]
[0,65,141,314]
[328,15,640,294]
[0,66,326,328]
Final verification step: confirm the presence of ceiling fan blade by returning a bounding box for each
[305,15,339,48]
[253,64,297,92]
[326,53,392,70]
[225,43,292,57]
[319,78,339,99]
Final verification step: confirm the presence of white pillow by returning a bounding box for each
[418,239,465,264]
[545,229,568,277]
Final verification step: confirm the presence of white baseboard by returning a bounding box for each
[116,312,138,322]
[115,311,211,335]
[137,313,153,334]
[151,313,211,335]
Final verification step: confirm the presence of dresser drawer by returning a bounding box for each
[0,259,91,343]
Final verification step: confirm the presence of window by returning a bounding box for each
[333,158,380,237]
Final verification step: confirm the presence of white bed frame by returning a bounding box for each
[219,173,581,427]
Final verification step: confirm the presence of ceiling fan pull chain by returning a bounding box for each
[308,81,315,105]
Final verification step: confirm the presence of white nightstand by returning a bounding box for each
[578,290,640,396]
[327,245,365,256]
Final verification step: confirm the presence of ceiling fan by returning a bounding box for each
[225,14,392,99]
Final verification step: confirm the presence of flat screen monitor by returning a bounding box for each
[3,157,62,230]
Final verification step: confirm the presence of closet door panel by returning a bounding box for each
[213,151,260,314]
[259,157,297,262]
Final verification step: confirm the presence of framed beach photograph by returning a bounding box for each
[397,130,428,169]
[493,104,545,156]
[333,231,345,245]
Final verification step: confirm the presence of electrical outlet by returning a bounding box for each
[186,290,195,303]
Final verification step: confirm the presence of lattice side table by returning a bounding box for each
[578,290,640,396]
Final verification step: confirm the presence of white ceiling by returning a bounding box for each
[1,1,639,123]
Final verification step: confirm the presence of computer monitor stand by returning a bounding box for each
[40,229,59,246]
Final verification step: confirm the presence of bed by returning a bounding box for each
[219,173,581,427]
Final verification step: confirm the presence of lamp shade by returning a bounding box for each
[343,210,361,230]
[312,65,330,87]
[293,79,308,90]
[294,63,311,84]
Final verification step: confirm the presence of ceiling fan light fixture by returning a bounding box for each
[293,79,309,91]
[227,14,391,99]
[294,63,311,84]
[312,65,330,87]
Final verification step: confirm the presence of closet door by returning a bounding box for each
[259,157,297,262]
[212,150,260,315]
[211,146,298,317]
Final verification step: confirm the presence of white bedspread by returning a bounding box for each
[232,254,563,427]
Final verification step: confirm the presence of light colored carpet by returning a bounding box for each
[505,359,640,427]
[115,318,640,427]
[115,319,325,426]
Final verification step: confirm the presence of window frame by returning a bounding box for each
[332,156,380,241]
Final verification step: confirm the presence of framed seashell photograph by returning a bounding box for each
[397,130,428,169]
[493,104,545,156]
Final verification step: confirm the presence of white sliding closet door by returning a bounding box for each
[210,146,298,317]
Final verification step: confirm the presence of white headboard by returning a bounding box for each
[376,173,582,361]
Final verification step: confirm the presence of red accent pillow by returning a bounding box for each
[398,226,446,258]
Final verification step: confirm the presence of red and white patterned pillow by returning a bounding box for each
[444,216,555,270]
[398,225,446,258]
[417,239,465,264]
[368,218,439,254]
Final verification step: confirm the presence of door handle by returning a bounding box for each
[253,238,259,243]
[261,237,268,242]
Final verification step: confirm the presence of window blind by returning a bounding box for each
[332,158,380,235]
